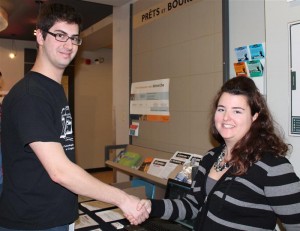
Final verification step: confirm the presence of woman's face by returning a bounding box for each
[214,92,258,147]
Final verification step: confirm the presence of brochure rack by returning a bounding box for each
[105,145,177,198]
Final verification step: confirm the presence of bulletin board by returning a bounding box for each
[289,22,300,136]
[129,0,229,154]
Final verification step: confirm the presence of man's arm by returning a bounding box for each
[30,141,148,224]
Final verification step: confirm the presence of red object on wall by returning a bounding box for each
[85,59,91,65]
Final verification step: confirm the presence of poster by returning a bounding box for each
[233,43,266,94]
[249,43,265,60]
[233,62,248,76]
[129,122,139,136]
[247,60,264,77]
[234,46,250,62]
[130,79,170,122]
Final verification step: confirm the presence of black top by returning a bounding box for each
[0,72,78,229]
[150,145,300,231]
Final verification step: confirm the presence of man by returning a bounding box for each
[0,147,2,196]
[0,3,148,230]
[0,103,2,196]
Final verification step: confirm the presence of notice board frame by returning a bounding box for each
[289,21,300,136]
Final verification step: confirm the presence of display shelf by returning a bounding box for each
[105,160,168,187]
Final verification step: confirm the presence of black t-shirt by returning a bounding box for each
[0,71,78,229]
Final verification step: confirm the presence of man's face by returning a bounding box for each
[40,21,80,70]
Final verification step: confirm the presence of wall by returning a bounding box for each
[229,0,300,178]
[130,0,223,155]
[229,0,266,93]
[113,1,300,185]
[74,48,113,169]
[0,39,36,95]
[265,0,300,177]
[110,0,223,181]
[112,2,132,182]
[112,3,132,146]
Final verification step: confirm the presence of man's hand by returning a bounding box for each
[137,199,151,214]
[124,199,152,225]
[120,195,150,225]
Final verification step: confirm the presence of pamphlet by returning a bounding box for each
[249,43,265,60]
[147,158,168,178]
[138,157,154,172]
[233,62,248,77]
[129,122,139,136]
[81,200,114,211]
[160,151,203,179]
[146,152,203,179]
[117,151,142,168]
[247,60,264,77]
[235,45,250,62]
[160,158,186,179]
[96,208,124,222]
[75,214,98,229]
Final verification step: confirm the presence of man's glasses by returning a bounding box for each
[44,30,82,46]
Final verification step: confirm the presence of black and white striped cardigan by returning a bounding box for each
[150,145,300,231]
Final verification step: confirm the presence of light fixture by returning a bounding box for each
[9,38,17,59]
[0,7,8,32]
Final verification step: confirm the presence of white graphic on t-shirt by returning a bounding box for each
[60,106,73,141]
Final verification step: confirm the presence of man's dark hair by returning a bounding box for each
[36,2,82,39]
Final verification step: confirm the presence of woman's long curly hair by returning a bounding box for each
[210,77,289,175]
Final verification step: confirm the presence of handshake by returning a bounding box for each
[120,196,152,225]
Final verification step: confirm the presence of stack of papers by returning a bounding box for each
[147,151,203,179]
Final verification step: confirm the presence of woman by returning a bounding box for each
[134,76,300,231]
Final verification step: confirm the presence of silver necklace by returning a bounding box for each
[214,147,231,172]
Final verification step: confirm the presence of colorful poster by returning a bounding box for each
[129,122,139,136]
[249,43,265,60]
[247,60,264,77]
[234,46,250,62]
[233,43,266,95]
[233,62,248,77]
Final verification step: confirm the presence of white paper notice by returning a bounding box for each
[75,214,98,229]
[81,200,114,211]
[147,158,168,178]
[130,79,170,116]
[160,158,185,179]
[95,208,124,222]
[159,151,203,179]
[160,152,192,179]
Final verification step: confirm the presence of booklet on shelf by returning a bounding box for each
[116,151,142,168]
[147,158,169,178]
[138,156,154,172]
